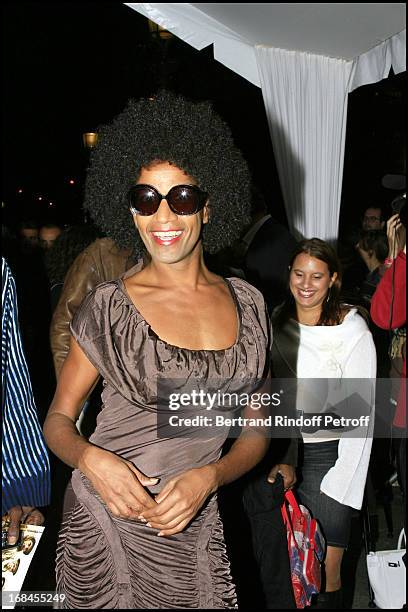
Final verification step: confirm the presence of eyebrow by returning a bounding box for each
[292,268,324,274]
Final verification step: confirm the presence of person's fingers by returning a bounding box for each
[387,215,400,232]
[107,495,150,521]
[98,461,158,514]
[127,463,160,488]
[122,489,155,514]
[282,476,290,489]
[284,472,297,486]
[139,468,212,528]
[154,481,175,505]
[7,507,23,544]
[19,506,35,523]
[145,508,188,530]
[157,517,191,537]
[106,501,125,519]
[102,473,157,518]
[278,466,297,490]
[122,464,159,511]
[128,485,158,513]
[140,491,179,521]
[24,509,45,526]
[82,450,158,513]
[107,491,152,518]
[21,506,35,514]
[267,465,279,483]
[139,480,178,519]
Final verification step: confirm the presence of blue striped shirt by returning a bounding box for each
[2,257,51,513]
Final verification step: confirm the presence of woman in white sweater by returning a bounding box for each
[271,238,376,609]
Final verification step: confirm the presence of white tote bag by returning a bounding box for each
[367,529,406,609]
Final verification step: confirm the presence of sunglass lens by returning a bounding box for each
[169,186,202,215]
[130,187,159,215]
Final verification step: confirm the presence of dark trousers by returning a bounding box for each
[243,472,296,609]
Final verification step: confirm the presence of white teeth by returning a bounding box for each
[152,231,182,238]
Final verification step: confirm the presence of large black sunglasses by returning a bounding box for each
[128,184,208,216]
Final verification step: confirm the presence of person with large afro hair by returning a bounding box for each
[83,89,252,257]
[44,89,272,609]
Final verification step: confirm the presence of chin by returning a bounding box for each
[150,248,188,265]
[296,297,324,309]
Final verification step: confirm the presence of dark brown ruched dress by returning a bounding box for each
[55,270,270,609]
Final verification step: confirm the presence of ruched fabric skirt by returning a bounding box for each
[55,470,237,609]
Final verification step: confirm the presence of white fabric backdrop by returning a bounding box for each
[125,2,260,86]
[126,5,405,241]
[255,46,354,242]
[351,29,406,92]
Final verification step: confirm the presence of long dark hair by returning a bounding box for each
[275,238,344,327]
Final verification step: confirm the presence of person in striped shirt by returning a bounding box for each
[2,257,51,544]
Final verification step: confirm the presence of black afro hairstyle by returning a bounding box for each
[83,90,252,257]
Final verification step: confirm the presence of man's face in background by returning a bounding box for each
[362,207,384,231]
[39,225,61,249]
[20,227,39,245]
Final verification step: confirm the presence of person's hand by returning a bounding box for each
[267,464,297,491]
[78,446,159,520]
[138,465,218,537]
[386,213,406,259]
[2,506,45,545]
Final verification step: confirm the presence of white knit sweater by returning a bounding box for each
[294,308,376,510]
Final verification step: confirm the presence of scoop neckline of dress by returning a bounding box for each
[116,276,242,353]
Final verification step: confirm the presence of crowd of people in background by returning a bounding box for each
[1,91,406,610]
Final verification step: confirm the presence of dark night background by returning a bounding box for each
[2,2,406,233]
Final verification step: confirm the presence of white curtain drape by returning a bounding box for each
[127,4,405,243]
[255,46,354,243]
[351,29,406,92]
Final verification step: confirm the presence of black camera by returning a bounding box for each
[391,192,406,228]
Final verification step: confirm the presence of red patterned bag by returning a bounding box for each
[281,490,326,608]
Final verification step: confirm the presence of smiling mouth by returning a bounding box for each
[298,290,316,299]
[150,230,183,245]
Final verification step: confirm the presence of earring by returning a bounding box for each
[130,207,137,215]
[326,288,332,303]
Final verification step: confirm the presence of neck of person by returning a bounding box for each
[295,303,323,326]
[144,244,213,288]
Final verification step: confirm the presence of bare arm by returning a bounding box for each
[44,336,100,467]
[43,337,158,518]
[207,322,273,489]
[211,427,269,488]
